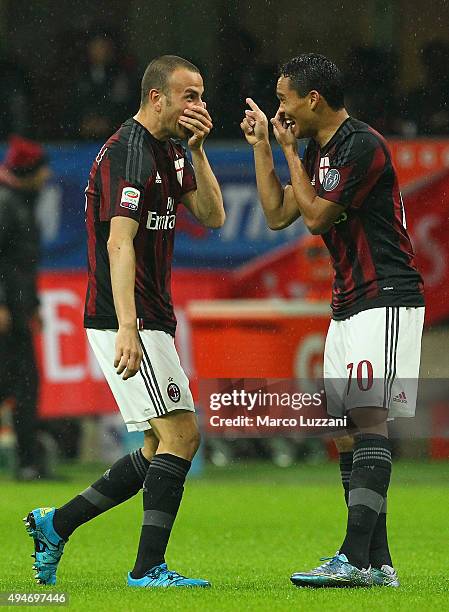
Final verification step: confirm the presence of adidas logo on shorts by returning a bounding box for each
[393,391,407,404]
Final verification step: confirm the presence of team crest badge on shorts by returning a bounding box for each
[323,168,340,191]
[167,381,181,403]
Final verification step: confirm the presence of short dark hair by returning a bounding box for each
[140,55,200,106]
[279,53,345,110]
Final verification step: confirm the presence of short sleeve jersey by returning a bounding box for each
[84,118,196,335]
[302,117,424,320]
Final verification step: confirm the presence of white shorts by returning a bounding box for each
[86,329,194,432]
[324,306,425,418]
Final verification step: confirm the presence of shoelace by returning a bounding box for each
[147,567,185,582]
[315,555,344,572]
[147,567,163,579]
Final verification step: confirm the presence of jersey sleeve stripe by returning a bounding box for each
[99,156,111,220]
[131,128,143,184]
[125,122,136,182]
[137,129,144,184]
[125,124,146,186]
[339,133,356,166]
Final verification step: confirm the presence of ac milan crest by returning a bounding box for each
[167,382,181,403]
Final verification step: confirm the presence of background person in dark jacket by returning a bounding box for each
[0,135,50,480]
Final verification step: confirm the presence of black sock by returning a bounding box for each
[340,435,392,569]
[53,449,150,540]
[131,453,191,579]
[339,451,353,506]
[370,501,393,568]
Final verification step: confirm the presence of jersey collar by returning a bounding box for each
[319,116,352,154]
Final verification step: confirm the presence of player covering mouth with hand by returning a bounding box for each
[24,55,225,589]
[241,53,424,588]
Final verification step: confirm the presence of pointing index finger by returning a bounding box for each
[246,97,262,112]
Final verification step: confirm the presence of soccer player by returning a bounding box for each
[25,55,225,588]
[241,53,424,588]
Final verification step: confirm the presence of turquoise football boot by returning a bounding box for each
[290,553,372,588]
[127,563,210,588]
[24,507,66,585]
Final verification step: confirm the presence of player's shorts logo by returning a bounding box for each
[120,187,141,210]
[393,391,408,404]
[323,168,340,191]
[167,382,181,403]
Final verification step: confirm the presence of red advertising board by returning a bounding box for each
[36,272,115,418]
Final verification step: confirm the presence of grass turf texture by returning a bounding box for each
[1,461,448,611]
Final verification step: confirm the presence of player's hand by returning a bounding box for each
[178,103,213,150]
[241,98,269,146]
[114,326,143,380]
[0,305,12,334]
[270,110,297,150]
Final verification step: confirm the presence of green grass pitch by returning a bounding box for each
[1,460,448,611]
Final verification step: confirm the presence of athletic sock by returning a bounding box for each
[369,500,393,568]
[339,434,392,569]
[338,445,393,568]
[53,449,150,540]
[131,453,191,579]
[339,451,353,506]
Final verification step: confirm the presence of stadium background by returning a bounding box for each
[1,2,449,609]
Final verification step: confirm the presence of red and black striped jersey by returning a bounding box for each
[84,118,196,335]
[303,117,424,320]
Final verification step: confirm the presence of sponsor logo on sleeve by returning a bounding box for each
[120,187,141,210]
[323,168,341,191]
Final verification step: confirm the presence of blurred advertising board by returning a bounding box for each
[0,139,445,419]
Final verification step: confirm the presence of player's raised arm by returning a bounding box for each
[180,102,225,228]
[271,110,344,235]
[241,97,300,230]
[107,216,142,380]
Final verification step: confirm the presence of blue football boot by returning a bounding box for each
[24,507,66,585]
[127,563,210,588]
[290,553,372,588]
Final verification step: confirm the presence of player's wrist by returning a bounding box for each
[252,138,270,149]
[282,143,297,156]
[190,145,205,156]
[118,320,137,331]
